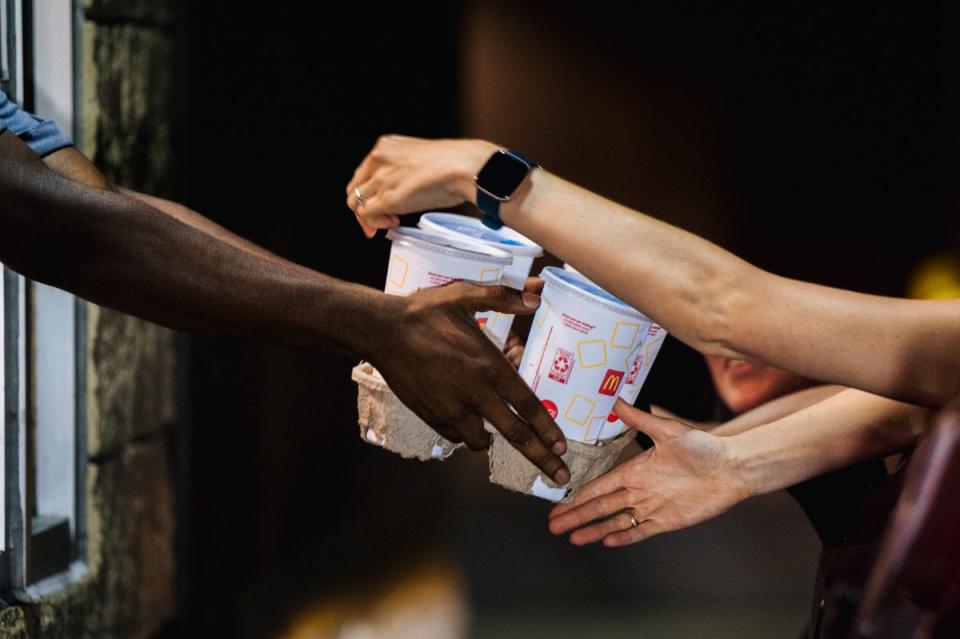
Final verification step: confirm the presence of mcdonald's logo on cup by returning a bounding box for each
[598,369,625,396]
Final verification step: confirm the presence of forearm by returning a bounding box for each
[44,146,288,265]
[117,188,287,264]
[457,146,960,407]
[649,404,715,430]
[1,136,390,356]
[711,385,845,436]
[352,136,960,405]
[729,389,929,497]
[495,169,755,357]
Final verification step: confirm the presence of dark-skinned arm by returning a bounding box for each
[0,132,569,481]
[43,146,283,262]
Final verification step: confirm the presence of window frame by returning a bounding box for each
[0,0,89,599]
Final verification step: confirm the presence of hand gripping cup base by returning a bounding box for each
[487,430,635,503]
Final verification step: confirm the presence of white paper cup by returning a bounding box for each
[560,264,668,440]
[385,227,513,346]
[595,322,667,439]
[355,228,513,461]
[418,213,543,349]
[518,267,653,444]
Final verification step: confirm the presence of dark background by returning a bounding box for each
[172,2,957,637]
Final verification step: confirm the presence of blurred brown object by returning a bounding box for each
[818,396,960,638]
[278,558,469,639]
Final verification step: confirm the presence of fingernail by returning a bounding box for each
[552,440,567,455]
[554,468,570,485]
[522,292,540,308]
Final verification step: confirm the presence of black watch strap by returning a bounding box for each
[477,190,504,230]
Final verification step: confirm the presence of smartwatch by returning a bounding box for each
[474,148,539,229]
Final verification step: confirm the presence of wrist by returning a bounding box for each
[724,431,766,499]
[324,284,407,360]
[498,166,540,228]
[456,139,499,202]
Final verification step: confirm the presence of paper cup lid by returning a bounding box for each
[419,213,543,258]
[541,266,648,319]
[387,227,513,265]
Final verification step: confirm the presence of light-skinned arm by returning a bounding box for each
[546,392,928,547]
[346,135,960,408]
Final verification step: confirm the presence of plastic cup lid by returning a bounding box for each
[540,266,648,319]
[386,227,513,265]
[418,213,543,258]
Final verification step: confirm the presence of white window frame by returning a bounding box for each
[1,0,88,599]
[0,269,6,557]
[2,0,28,594]
[33,0,78,542]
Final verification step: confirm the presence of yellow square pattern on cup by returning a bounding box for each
[388,254,409,289]
[479,268,500,283]
[577,339,608,369]
[610,320,641,350]
[564,394,596,426]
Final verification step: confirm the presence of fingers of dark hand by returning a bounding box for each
[523,276,545,296]
[496,374,567,457]
[452,283,539,315]
[429,423,464,444]
[480,392,570,484]
[432,413,490,451]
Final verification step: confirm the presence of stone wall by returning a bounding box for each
[0,1,181,637]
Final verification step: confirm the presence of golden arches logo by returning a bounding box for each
[598,369,624,396]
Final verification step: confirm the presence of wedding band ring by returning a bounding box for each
[626,510,641,528]
[354,187,366,205]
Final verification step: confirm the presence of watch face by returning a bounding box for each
[476,150,532,199]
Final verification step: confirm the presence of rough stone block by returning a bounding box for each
[84,453,136,634]
[0,607,27,638]
[131,324,177,438]
[86,305,136,458]
[86,306,139,458]
[86,305,178,457]
[81,21,176,197]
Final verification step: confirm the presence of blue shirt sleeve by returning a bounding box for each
[0,90,72,157]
